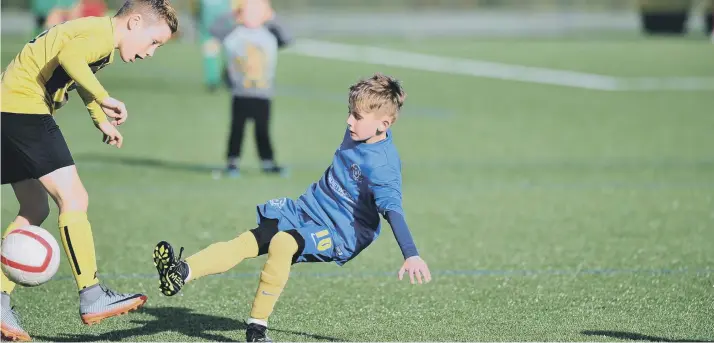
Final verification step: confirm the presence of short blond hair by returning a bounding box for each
[348,73,407,123]
[115,0,179,33]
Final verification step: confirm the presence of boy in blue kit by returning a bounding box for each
[152,73,432,342]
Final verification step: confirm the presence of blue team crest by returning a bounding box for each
[350,164,363,182]
[268,197,287,209]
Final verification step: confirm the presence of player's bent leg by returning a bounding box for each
[185,231,260,281]
[39,166,96,290]
[39,166,147,325]
[39,165,88,212]
[154,231,261,296]
[247,231,299,342]
[11,179,50,227]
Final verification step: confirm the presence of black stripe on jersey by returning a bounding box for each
[45,65,71,96]
[45,55,111,97]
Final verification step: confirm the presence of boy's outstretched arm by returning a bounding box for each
[386,211,432,284]
[371,165,432,285]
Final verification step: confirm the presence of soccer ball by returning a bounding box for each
[1,225,61,286]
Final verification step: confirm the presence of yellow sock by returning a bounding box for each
[1,222,22,294]
[58,211,99,290]
[249,232,298,322]
[185,231,259,282]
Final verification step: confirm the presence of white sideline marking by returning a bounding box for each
[287,39,714,92]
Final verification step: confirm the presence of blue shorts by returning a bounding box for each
[256,197,339,264]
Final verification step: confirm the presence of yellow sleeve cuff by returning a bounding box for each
[87,101,107,126]
[94,92,109,105]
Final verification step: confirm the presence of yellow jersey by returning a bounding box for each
[1,16,115,124]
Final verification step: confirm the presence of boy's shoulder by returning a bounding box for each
[224,25,277,49]
[233,25,276,39]
[359,146,401,181]
[45,16,113,44]
[62,15,111,31]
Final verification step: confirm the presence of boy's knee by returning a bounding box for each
[55,186,89,212]
[40,166,89,212]
[268,232,299,256]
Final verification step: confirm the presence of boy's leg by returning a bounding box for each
[252,98,284,175]
[185,231,259,281]
[201,31,222,91]
[253,98,274,162]
[1,113,144,329]
[248,231,298,323]
[153,217,279,296]
[246,225,335,341]
[30,114,146,324]
[39,165,148,325]
[38,165,97,290]
[226,96,249,173]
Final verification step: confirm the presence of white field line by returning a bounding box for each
[287,39,714,92]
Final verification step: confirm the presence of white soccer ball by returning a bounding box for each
[1,225,61,286]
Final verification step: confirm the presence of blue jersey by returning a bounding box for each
[297,129,404,263]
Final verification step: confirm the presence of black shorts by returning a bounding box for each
[1,113,75,185]
[250,211,306,264]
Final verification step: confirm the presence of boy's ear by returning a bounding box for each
[128,13,142,30]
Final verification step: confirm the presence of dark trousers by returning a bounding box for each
[227,96,274,162]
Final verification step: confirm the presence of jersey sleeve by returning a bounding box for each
[386,211,419,258]
[367,164,404,216]
[56,36,111,103]
[76,84,107,126]
[368,164,419,258]
[265,16,292,48]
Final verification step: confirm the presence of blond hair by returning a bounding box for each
[115,0,179,33]
[348,73,407,123]
[233,0,274,26]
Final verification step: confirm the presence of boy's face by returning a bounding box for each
[119,15,172,63]
[240,0,267,27]
[235,0,274,27]
[347,110,391,143]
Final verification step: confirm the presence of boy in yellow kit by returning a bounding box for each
[0,0,178,341]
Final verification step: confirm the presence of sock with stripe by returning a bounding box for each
[58,211,99,291]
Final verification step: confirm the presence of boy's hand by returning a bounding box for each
[100,97,128,126]
[97,121,123,148]
[398,256,432,284]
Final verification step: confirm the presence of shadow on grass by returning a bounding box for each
[35,306,341,342]
[582,330,711,342]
